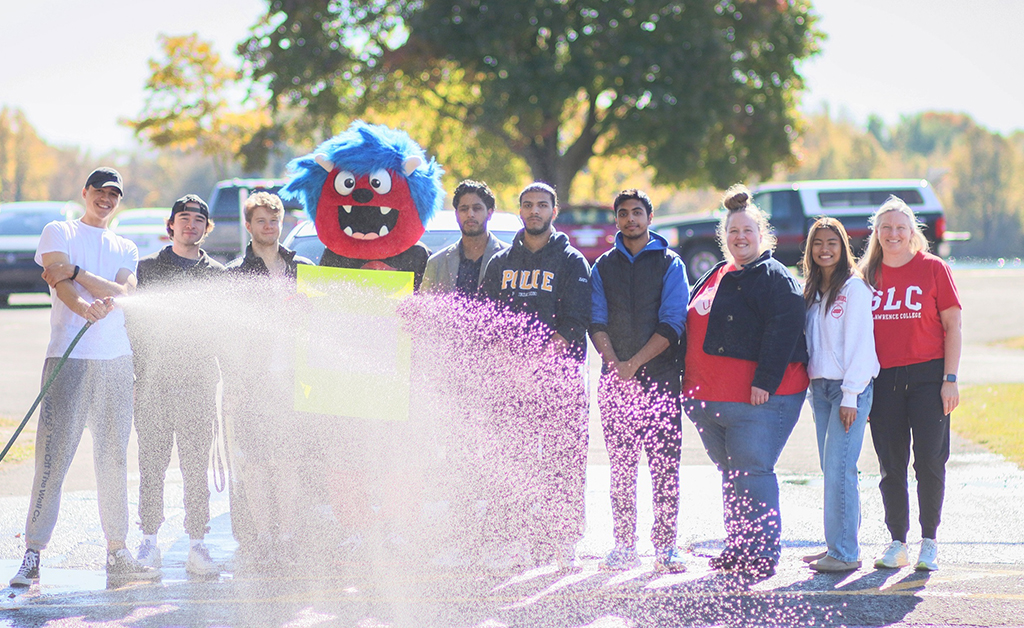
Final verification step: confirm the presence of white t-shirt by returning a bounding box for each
[35,220,139,359]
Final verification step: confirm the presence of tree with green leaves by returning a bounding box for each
[947,126,1024,256]
[126,34,273,176]
[240,0,821,202]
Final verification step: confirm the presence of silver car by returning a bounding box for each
[0,201,82,305]
[111,208,172,259]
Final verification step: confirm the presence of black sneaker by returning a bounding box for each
[709,551,740,571]
[106,548,161,581]
[10,549,40,587]
[736,556,776,582]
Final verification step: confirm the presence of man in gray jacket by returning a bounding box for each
[421,179,508,294]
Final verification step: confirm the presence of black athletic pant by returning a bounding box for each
[869,358,949,542]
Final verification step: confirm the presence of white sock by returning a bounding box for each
[191,538,204,549]
[144,534,158,547]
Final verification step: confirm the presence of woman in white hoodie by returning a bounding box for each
[800,217,880,572]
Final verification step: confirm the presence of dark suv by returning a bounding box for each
[204,179,305,262]
[654,179,948,282]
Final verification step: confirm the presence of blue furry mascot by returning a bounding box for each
[282,121,444,289]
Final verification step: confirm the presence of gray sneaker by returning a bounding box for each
[9,549,40,587]
[810,555,861,572]
[107,548,161,580]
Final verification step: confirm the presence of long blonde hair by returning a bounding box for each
[716,184,777,264]
[859,195,930,288]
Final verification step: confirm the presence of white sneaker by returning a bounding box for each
[874,540,909,569]
[136,539,161,568]
[916,538,939,571]
[600,545,640,571]
[186,543,220,576]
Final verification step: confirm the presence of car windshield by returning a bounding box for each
[0,210,63,236]
[557,207,611,226]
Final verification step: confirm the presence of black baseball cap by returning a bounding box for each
[170,194,210,220]
[84,167,123,195]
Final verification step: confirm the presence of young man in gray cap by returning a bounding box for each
[130,194,224,577]
[10,167,161,587]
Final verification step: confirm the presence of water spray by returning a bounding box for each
[0,320,93,463]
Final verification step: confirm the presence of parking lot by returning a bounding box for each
[1,267,1023,627]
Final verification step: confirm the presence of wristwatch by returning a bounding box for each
[944,374,957,383]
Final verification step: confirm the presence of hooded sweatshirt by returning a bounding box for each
[479,230,591,360]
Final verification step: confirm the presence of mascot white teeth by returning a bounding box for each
[282,121,444,289]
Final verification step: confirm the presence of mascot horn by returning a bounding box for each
[282,121,444,288]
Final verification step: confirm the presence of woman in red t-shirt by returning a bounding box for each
[860,196,962,573]
[683,185,809,581]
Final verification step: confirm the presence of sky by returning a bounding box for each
[1,0,1022,154]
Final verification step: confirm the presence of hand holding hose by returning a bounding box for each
[81,296,115,323]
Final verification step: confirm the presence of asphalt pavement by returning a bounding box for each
[1,267,1023,627]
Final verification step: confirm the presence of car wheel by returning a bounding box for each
[684,244,721,283]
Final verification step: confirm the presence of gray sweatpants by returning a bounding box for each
[24,356,134,551]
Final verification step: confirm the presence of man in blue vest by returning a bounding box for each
[590,188,689,573]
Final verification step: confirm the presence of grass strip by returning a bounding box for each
[994,336,1024,350]
[956,384,1024,467]
[0,415,35,464]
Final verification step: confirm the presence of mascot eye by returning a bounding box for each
[368,169,393,195]
[334,170,357,196]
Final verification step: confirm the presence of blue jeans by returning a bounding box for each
[808,379,872,563]
[685,392,804,565]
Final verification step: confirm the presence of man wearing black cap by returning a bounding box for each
[130,194,225,577]
[10,167,162,588]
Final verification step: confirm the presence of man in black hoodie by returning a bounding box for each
[480,182,591,571]
[130,194,224,577]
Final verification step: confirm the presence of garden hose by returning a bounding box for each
[0,321,92,463]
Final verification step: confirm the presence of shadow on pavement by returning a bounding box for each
[2,559,929,628]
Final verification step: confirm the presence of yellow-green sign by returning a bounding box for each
[294,265,414,421]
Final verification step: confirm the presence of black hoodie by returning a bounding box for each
[480,230,591,359]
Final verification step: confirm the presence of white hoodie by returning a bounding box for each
[806,275,880,407]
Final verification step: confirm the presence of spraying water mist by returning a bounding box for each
[115,273,826,627]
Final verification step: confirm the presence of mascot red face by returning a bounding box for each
[313,156,425,260]
[282,122,443,264]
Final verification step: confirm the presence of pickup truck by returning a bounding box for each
[203,178,306,262]
[653,179,948,282]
